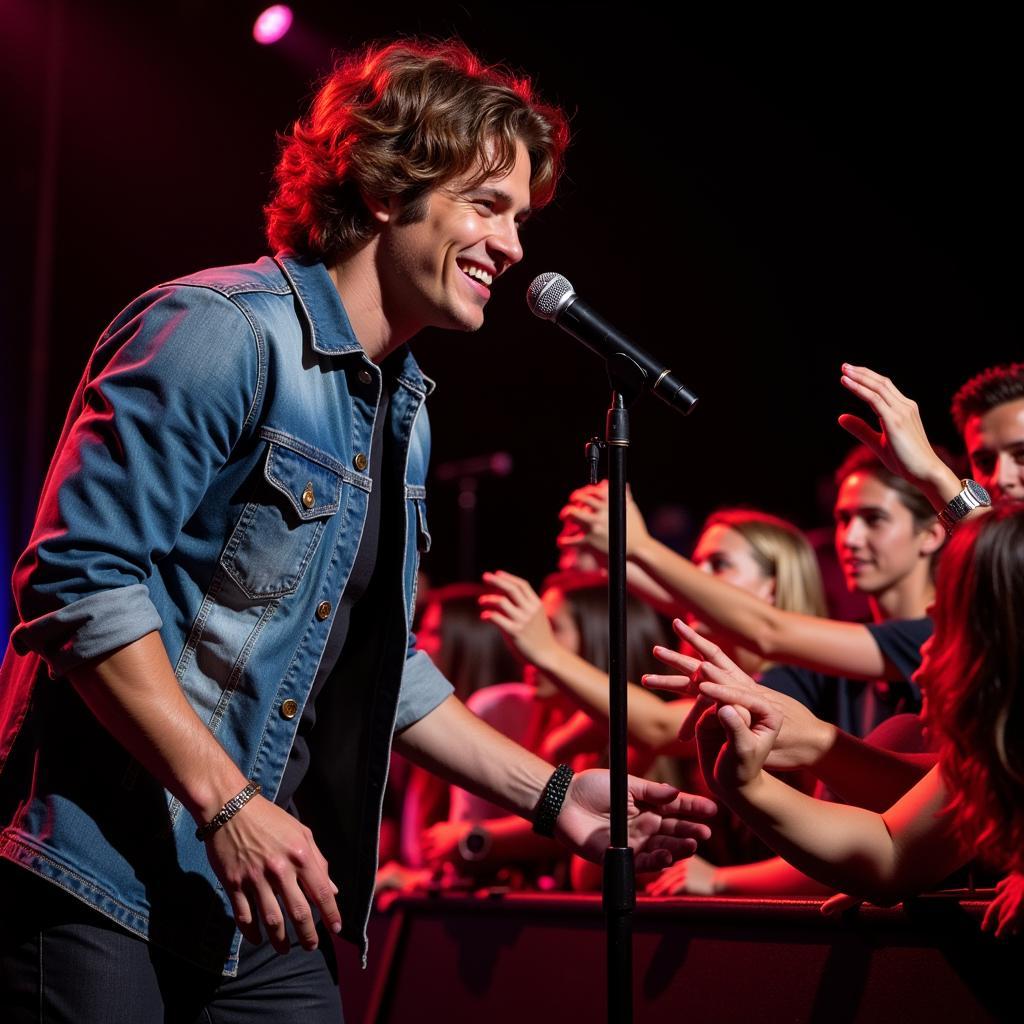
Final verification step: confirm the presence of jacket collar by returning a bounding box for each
[275,251,436,396]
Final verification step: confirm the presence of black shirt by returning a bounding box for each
[275,384,392,811]
[760,617,933,738]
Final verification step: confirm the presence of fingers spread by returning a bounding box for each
[697,679,773,717]
[478,593,520,618]
[652,645,701,674]
[671,621,734,671]
[628,777,680,806]
[641,789,717,820]
[642,672,695,695]
[479,610,517,634]
[838,412,883,450]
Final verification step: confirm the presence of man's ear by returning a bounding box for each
[362,191,399,225]
[919,518,947,557]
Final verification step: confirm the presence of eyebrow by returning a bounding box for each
[471,186,532,220]
[833,505,889,517]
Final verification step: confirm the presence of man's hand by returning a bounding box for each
[557,480,650,560]
[554,769,716,872]
[479,570,559,666]
[204,796,341,953]
[838,363,959,507]
[644,620,835,768]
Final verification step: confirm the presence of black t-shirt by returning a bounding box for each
[275,384,391,811]
[760,617,933,739]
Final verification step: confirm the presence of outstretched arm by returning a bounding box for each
[646,852,834,897]
[645,623,934,810]
[559,484,891,681]
[479,570,693,752]
[838,363,975,515]
[692,689,965,904]
[394,694,716,872]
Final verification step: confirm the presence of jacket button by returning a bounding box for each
[358,369,373,385]
[353,452,368,472]
[316,600,332,621]
[280,698,299,720]
[301,483,315,509]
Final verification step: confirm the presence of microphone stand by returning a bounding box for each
[528,272,698,1021]
[600,356,647,1024]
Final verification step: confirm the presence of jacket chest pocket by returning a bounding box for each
[221,442,346,599]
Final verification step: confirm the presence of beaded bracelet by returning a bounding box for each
[532,763,575,837]
[195,780,262,841]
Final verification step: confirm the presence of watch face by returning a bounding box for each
[964,479,991,505]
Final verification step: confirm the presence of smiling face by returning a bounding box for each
[963,397,1024,501]
[833,471,930,595]
[373,138,532,336]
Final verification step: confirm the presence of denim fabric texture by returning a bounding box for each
[0,253,453,975]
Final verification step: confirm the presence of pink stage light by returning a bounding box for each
[253,5,293,45]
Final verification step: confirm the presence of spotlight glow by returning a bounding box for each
[253,5,293,45]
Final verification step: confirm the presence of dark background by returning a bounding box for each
[2,2,1020,640]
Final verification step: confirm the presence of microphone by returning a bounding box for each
[526,272,698,415]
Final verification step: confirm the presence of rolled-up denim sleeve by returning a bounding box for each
[394,648,454,732]
[10,284,261,678]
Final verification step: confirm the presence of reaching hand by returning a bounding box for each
[645,854,718,896]
[555,769,716,873]
[982,872,1024,939]
[644,620,835,769]
[204,795,341,954]
[557,480,649,560]
[420,820,471,866]
[694,692,783,795]
[838,364,956,502]
[479,571,558,666]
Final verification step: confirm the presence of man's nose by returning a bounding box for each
[996,452,1024,498]
[840,519,866,547]
[490,218,523,269]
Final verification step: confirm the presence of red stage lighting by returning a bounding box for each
[253,5,293,45]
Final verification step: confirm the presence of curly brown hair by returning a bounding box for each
[265,39,569,262]
[950,362,1024,434]
[925,501,1024,872]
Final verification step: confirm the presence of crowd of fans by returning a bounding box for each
[375,360,1024,939]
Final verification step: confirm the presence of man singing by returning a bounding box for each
[0,39,714,1021]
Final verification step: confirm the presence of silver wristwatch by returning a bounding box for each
[937,479,991,534]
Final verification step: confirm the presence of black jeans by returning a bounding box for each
[0,862,344,1023]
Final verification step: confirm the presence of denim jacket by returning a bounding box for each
[0,254,452,974]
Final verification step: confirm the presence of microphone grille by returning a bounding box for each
[526,272,574,320]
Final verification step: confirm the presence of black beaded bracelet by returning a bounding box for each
[532,763,574,837]
[195,780,262,841]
